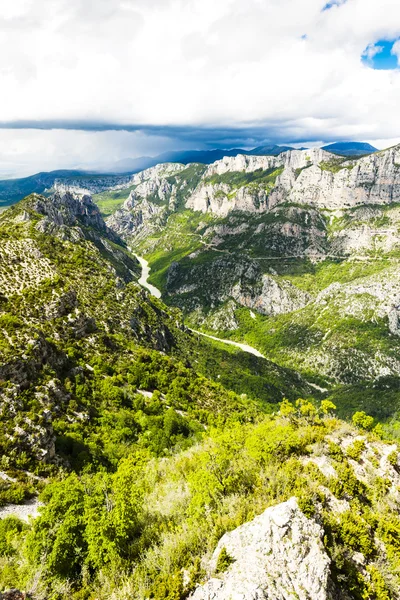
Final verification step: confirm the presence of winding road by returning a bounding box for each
[132,252,266,359]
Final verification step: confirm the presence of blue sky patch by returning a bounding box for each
[362,39,400,70]
[322,0,347,11]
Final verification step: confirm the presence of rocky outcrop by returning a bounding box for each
[190,497,336,600]
[32,192,120,242]
[232,275,311,316]
[185,182,271,217]
[285,146,400,209]
[186,146,400,215]
[166,256,310,318]
[53,174,131,195]
[185,149,331,214]
[107,197,165,239]
[106,163,187,239]
[129,162,186,185]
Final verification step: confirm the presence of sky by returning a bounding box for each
[1,0,400,176]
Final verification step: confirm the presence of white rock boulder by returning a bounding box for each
[190,497,335,600]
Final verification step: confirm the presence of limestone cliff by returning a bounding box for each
[185,146,400,215]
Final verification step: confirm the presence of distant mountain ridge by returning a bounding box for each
[104,144,297,173]
[0,146,295,206]
[0,170,132,207]
[0,141,379,206]
[321,141,378,156]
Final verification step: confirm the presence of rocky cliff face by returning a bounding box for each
[107,146,400,244]
[107,197,165,239]
[166,255,311,318]
[191,498,335,600]
[106,163,206,240]
[102,146,400,399]
[53,174,132,196]
[232,275,311,316]
[185,146,400,215]
[33,192,119,242]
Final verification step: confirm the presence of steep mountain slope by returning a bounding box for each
[1,181,400,600]
[106,146,400,418]
[0,191,315,507]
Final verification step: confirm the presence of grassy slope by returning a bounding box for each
[92,185,137,217]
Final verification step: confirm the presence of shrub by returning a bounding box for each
[337,511,374,557]
[352,412,374,431]
[149,571,184,600]
[215,547,234,573]
[0,516,27,557]
[387,450,399,469]
[346,439,366,461]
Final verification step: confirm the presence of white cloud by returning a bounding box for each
[363,43,384,60]
[0,0,400,173]
[392,39,400,64]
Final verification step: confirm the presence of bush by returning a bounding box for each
[215,547,234,573]
[337,512,374,557]
[346,439,366,461]
[0,516,27,557]
[149,571,184,600]
[352,412,374,431]
[387,450,399,469]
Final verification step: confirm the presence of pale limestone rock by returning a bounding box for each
[129,162,186,185]
[190,497,335,600]
[231,275,311,316]
[186,146,400,215]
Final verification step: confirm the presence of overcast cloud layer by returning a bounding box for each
[1,0,400,175]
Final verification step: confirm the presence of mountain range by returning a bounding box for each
[0,142,378,207]
[1,141,399,600]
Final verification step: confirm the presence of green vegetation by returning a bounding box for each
[203,167,284,190]
[319,158,354,173]
[93,185,137,217]
[3,160,400,600]
[346,439,366,461]
[215,547,234,573]
[1,402,399,599]
[0,193,310,508]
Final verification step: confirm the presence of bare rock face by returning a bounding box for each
[186,146,400,215]
[186,150,332,215]
[129,162,186,185]
[286,146,400,209]
[106,163,187,239]
[191,498,336,600]
[232,275,311,316]
[107,196,165,239]
[32,192,120,243]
